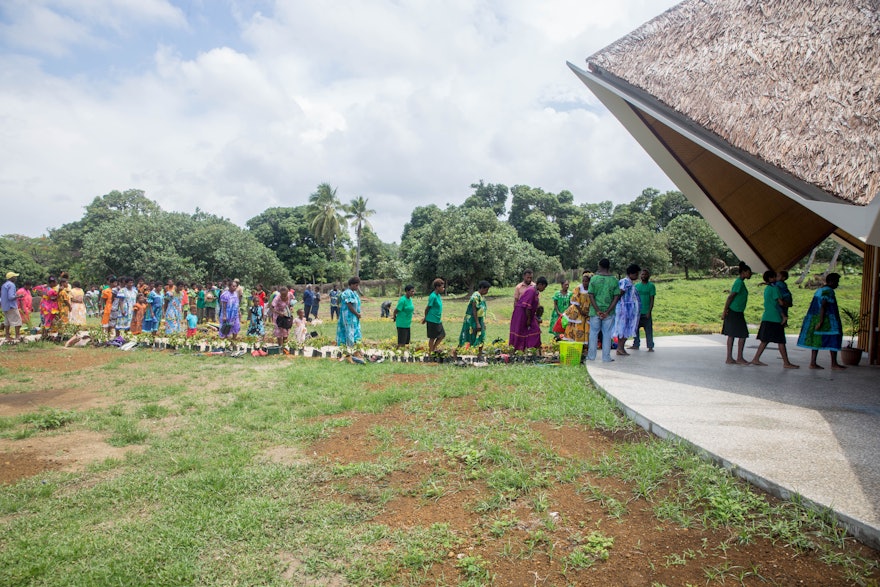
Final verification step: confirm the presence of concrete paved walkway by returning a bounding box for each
[586,334,880,549]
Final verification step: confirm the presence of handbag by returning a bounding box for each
[276,314,293,330]
[220,322,232,336]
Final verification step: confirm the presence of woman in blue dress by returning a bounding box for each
[164,282,184,334]
[336,277,362,348]
[613,264,641,355]
[797,272,845,370]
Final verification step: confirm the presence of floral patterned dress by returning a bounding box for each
[164,291,184,334]
[613,277,640,338]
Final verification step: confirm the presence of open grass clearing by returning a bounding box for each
[0,346,877,586]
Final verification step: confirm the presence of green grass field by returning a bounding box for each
[0,350,877,585]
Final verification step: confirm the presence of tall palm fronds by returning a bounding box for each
[345,195,375,278]
[307,183,347,258]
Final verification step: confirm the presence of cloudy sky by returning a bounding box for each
[0,0,679,243]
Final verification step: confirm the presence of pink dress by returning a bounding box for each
[17,287,32,325]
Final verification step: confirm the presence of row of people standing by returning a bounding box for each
[722,263,847,370]
[511,263,656,362]
[361,264,656,361]
[1,273,90,337]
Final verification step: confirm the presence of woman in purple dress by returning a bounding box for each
[509,276,548,351]
[219,282,241,341]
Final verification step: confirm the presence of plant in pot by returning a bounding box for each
[839,307,866,366]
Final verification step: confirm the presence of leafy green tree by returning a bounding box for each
[0,236,48,284]
[50,189,161,277]
[81,213,195,283]
[582,225,670,276]
[182,217,290,285]
[401,205,561,291]
[593,203,655,236]
[508,185,571,260]
[345,196,376,278]
[463,180,508,217]
[665,215,728,278]
[556,199,593,270]
[246,206,348,283]
[651,190,698,230]
[307,183,347,257]
[355,227,398,280]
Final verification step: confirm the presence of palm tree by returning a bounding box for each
[345,196,376,278]
[307,183,346,258]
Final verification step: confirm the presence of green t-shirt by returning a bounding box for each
[196,289,205,309]
[634,281,656,315]
[761,284,782,323]
[395,295,414,328]
[729,278,748,312]
[426,291,443,324]
[587,274,620,317]
[204,287,220,309]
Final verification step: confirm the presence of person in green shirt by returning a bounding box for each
[631,269,656,351]
[722,262,752,364]
[393,284,416,349]
[587,259,623,362]
[203,281,219,322]
[421,278,445,355]
[751,270,799,368]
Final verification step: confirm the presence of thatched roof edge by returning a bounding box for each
[586,0,880,206]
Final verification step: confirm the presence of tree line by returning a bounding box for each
[0,183,858,290]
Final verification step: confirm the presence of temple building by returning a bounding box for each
[570,0,879,364]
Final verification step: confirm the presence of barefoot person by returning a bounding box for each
[750,270,798,369]
[422,278,445,355]
[797,272,846,370]
[613,264,641,356]
[722,262,752,365]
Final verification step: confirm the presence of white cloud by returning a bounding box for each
[0,0,186,56]
[0,2,96,57]
[0,0,679,244]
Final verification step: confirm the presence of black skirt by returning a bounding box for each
[722,310,749,338]
[757,321,786,344]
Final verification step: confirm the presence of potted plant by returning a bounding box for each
[839,307,866,366]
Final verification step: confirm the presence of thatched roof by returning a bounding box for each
[588,0,880,206]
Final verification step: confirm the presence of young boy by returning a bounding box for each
[186,310,198,337]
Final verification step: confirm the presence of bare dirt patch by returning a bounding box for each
[0,388,113,417]
[366,373,437,393]
[0,431,144,484]
[0,347,117,374]
[259,445,311,467]
[307,398,880,586]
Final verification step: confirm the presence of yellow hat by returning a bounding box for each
[5,271,19,279]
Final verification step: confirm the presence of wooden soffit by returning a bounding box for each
[634,108,847,270]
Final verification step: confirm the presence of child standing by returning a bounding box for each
[186,310,198,337]
[293,308,308,345]
[247,294,265,338]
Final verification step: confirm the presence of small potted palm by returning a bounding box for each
[839,307,865,366]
